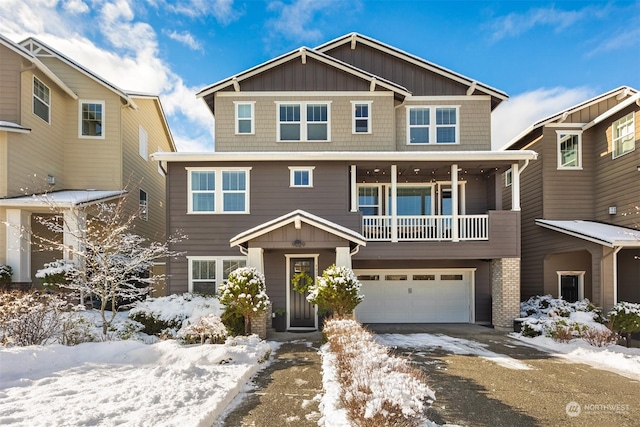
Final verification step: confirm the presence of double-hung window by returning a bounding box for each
[33,77,50,124]
[352,101,372,134]
[187,168,250,214]
[557,131,582,169]
[79,100,105,138]
[289,166,314,187]
[407,106,459,144]
[188,256,247,295]
[277,102,330,141]
[612,113,635,158]
[235,101,255,134]
[358,185,381,215]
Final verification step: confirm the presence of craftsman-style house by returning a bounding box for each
[153,33,536,331]
[0,34,176,290]
[503,87,640,312]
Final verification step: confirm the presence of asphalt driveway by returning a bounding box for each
[368,324,639,427]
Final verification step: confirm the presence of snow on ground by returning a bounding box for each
[512,334,640,381]
[376,333,533,370]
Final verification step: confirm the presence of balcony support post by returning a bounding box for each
[391,164,398,242]
[350,164,357,212]
[511,162,520,211]
[451,164,459,242]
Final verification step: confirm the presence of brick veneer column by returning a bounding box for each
[491,258,521,331]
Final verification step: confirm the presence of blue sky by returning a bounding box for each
[1,0,639,151]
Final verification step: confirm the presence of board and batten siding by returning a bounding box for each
[0,44,21,124]
[214,92,396,152]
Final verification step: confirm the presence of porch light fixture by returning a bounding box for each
[373,168,380,173]
[608,206,617,215]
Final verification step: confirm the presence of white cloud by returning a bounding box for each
[165,30,203,52]
[587,28,640,57]
[63,0,89,14]
[491,87,597,150]
[164,0,239,24]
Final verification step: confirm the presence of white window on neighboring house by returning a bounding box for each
[33,76,50,124]
[557,131,582,169]
[139,126,148,160]
[407,106,459,144]
[235,101,255,134]
[505,168,512,187]
[352,101,372,134]
[79,100,105,138]
[612,113,635,158]
[187,168,250,214]
[188,256,247,295]
[277,102,330,141]
[289,166,315,187]
[139,189,148,221]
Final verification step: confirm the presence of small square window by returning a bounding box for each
[289,166,314,188]
[352,101,372,134]
[235,102,255,135]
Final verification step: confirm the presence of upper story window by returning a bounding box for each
[277,102,330,142]
[289,166,315,187]
[612,113,635,158]
[352,101,372,134]
[188,256,247,295]
[407,106,459,144]
[235,101,255,134]
[557,131,582,169]
[33,77,50,124]
[139,189,148,221]
[187,167,251,214]
[139,126,148,160]
[79,100,105,139]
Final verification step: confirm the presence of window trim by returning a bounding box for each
[406,105,460,145]
[505,168,512,187]
[556,130,583,170]
[612,112,635,159]
[139,189,148,221]
[276,101,331,142]
[351,101,372,134]
[33,76,51,124]
[386,183,436,216]
[187,256,247,295]
[234,101,255,135]
[139,126,148,160]
[289,166,315,188]
[78,100,105,139]
[356,184,383,215]
[186,167,251,214]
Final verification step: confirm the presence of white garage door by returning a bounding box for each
[354,269,474,323]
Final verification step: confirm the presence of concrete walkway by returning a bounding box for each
[216,331,324,427]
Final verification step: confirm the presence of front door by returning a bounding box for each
[560,275,580,303]
[290,258,316,328]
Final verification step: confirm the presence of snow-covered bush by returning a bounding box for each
[0,290,85,346]
[218,267,269,336]
[307,265,364,317]
[35,260,77,288]
[129,293,222,336]
[177,313,228,345]
[608,301,640,348]
[0,264,12,288]
[323,318,435,426]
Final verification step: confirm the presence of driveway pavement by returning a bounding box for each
[368,324,639,427]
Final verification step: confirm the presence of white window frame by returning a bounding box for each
[139,126,148,160]
[557,271,585,301]
[79,100,105,139]
[33,76,50,124]
[289,166,315,188]
[556,130,582,169]
[612,113,635,159]
[186,167,251,214]
[406,105,460,145]
[505,168,512,187]
[351,101,372,134]
[139,189,148,221]
[387,183,436,216]
[234,101,255,135]
[187,256,247,295]
[356,184,383,215]
[276,101,331,142]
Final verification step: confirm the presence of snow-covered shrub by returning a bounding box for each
[608,301,640,348]
[128,293,222,336]
[218,267,269,336]
[35,260,77,288]
[0,290,82,346]
[60,315,99,345]
[307,265,364,317]
[177,313,228,344]
[0,264,12,288]
[323,318,435,426]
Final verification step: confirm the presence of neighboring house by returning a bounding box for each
[502,87,640,312]
[0,34,176,290]
[153,33,536,331]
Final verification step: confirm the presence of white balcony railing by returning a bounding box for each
[362,215,489,242]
